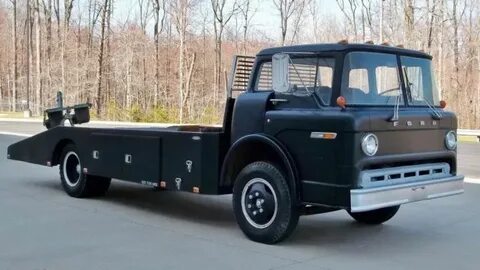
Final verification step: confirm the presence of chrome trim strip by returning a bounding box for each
[350,175,464,213]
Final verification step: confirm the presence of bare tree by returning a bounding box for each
[360,0,374,41]
[9,0,18,111]
[426,0,437,51]
[152,0,166,106]
[289,0,307,44]
[42,0,53,95]
[34,0,42,115]
[61,0,74,101]
[26,0,32,113]
[211,0,239,105]
[96,0,109,116]
[273,0,299,45]
[336,0,358,40]
[171,0,194,123]
[238,0,256,55]
[380,0,385,43]
[451,0,460,89]
[404,0,415,47]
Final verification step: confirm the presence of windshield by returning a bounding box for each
[401,56,440,106]
[341,52,403,106]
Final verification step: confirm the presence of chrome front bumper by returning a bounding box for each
[350,175,464,213]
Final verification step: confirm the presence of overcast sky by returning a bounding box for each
[88,0,343,41]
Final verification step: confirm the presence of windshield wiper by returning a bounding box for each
[403,67,442,120]
[389,95,401,122]
[416,96,443,120]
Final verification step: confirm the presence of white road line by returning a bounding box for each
[465,177,480,184]
[0,131,32,137]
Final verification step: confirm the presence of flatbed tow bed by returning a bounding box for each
[8,43,464,244]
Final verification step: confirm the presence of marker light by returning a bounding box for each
[445,131,457,150]
[440,100,447,109]
[361,133,379,156]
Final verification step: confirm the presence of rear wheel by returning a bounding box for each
[348,205,400,225]
[59,144,111,198]
[233,161,299,244]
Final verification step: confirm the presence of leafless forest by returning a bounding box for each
[0,0,479,127]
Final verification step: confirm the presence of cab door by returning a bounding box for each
[257,56,342,190]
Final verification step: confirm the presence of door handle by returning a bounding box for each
[270,98,288,105]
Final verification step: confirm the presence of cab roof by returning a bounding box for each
[257,43,432,59]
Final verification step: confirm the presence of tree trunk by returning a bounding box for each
[61,0,74,103]
[438,0,445,97]
[45,0,52,101]
[452,0,460,91]
[26,0,32,112]
[96,0,109,116]
[153,0,161,107]
[11,0,18,112]
[404,0,414,47]
[34,0,42,115]
[178,5,186,123]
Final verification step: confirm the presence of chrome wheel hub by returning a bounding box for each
[241,178,278,229]
[63,151,81,187]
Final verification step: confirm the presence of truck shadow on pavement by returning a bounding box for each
[32,178,427,248]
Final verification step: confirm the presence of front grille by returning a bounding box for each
[359,163,451,188]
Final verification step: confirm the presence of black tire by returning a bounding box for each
[348,205,400,225]
[232,161,299,244]
[59,144,111,198]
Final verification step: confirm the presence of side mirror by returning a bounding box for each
[272,53,290,93]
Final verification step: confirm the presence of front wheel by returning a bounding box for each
[348,205,400,225]
[59,144,111,198]
[233,161,299,244]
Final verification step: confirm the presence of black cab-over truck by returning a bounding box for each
[7,43,464,244]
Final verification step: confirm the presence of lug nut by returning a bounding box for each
[247,204,252,209]
[255,192,259,197]
[253,211,257,216]
[259,208,263,213]
[260,199,264,204]
[249,195,253,199]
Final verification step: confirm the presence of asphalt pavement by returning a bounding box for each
[1,121,479,270]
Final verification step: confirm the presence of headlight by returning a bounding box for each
[361,133,379,156]
[445,131,457,150]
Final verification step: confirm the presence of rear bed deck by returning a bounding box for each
[7,125,230,194]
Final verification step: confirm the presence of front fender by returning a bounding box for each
[220,134,301,202]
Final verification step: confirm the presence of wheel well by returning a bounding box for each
[52,139,74,166]
[222,138,298,200]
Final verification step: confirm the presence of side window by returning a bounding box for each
[255,62,272,91]
[348,69,369,93]
[255,57,335,105]
[376,67,400,95]
[317,66,333,88]
[316,58,335,104]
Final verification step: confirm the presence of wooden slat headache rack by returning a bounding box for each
[228,55,255,98]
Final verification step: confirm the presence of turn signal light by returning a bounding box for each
[440,100,447,108]
[336,96,346,109]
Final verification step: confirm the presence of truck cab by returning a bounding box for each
[7,43,464,244]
